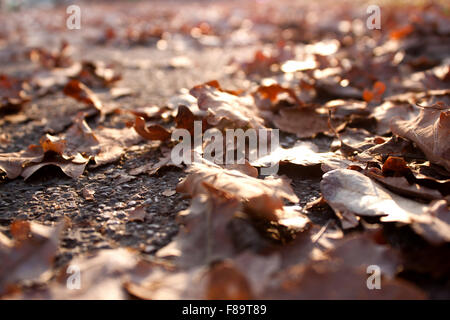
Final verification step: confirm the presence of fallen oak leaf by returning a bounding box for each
[21,155,88,180]
[371,101,418,135]
[174,105,199,135]
[0,74,30,115]
[28,41,72,69]
[251,141,356,173]
[16,128,91,180]
[367,169,443,201]
[0,145,44,179]
[157,191,241,268]
[39,134,66,155]
[189,84,266,130]
[263,232,423,299]
[272,106,345,138]
[9,248,140,300]
[381,156,412,177]
[190,80,242,96]
[91,125,142,167]
[327,234,402,279]
[0,221,63,297]
[2,113,141,180]
[174,105,208,135]
[357,135,425,163]
[64,113,142,167]
[391,102,450,172]
[254,83,303,108]
[177,160,298,205]
[204,260,254,299]
[74,61,122,88]
[321,169,450,244]
[63,79,103,113]
[321,169,427,223]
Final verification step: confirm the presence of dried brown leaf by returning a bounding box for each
[391,103,450,171]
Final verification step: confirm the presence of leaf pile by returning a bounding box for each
[1,0,449,300]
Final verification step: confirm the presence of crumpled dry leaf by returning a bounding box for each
[0,136,89,180]
[391,103,450,172]
[190,80,242,96]
[74,61,122,88]
[133,116,171,141]
[366,168,443,201]
[0,145,44,179]
[0,74,30,115]
[189,83,265,129]
[57,113,141,167]
[21,156,89,180]
[1,113,141,180]
[0,221,62,297]
[327,235,401,279]
[130,249,279,300]
[63,79,103,113]
[28,41,72,69]
[254,84,302,108]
